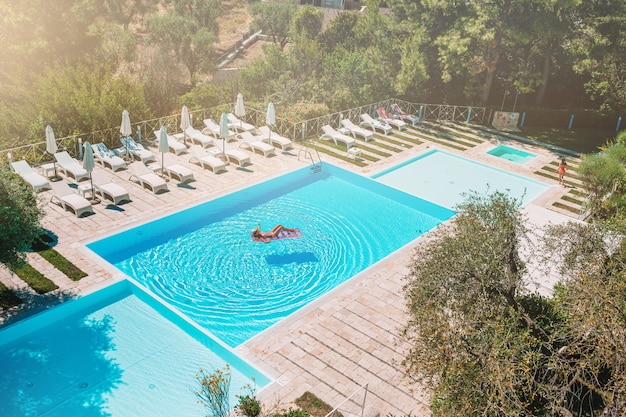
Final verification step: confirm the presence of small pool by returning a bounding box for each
[487,144,537,164]
[88,164,454,347]
[0,280,269,417]
[372,149,548,210]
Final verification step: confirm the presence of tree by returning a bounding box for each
[289,5,323,43]
[146,0,219,84]
[402,190,626,416]
[541,221,626,416]
[569,0,626,112]
[99,0,158,31]
[577,149,626,218]
[0,165,44,264]
[250,0,296,51]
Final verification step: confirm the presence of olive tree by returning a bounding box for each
[0,165,44,264]
[402,190,626,416]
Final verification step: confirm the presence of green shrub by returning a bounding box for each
[275,407,310,417]
[237,395,261,417]
[0,281,22,309]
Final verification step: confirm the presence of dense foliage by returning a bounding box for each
[402,191,626,416]
[0,165,44,264]
[0,0,623,147]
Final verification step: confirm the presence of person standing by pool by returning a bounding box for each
[557,158,568,186]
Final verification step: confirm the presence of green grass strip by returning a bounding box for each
[569,189,589,198]
[8,260,58,294]
[39,248,87,281]
[562,195,583,205]
[552,201,581,214]
[0,280,22,309]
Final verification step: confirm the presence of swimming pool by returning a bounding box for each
[88,164,455,347]
[372,149,549,210]
[0,280,269,417]
[487,144,537,164]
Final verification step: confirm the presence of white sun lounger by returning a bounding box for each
[377,108,407,131]
[153,131,189,156]
[91,170,131,205]
[149,154,195,184]
[10,160,51,192]
[128,162,168,194]
[189,145,227,174]
[179,127,214,148]
[340,119,374,142]
[238,131,276,157]
[49,181,94,217]
[256,126,294,151]
[210,141,252,167]
[54,151,90,181]
[391,103,420,126]
[120,137,156,164]
[202,118,237,142]
[321,125,357,149]
[227,113,256,132]
[360,113,392,135]
[93,143,127,172]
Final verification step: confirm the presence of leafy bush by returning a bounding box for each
[0,281,22,309]
[274,408,310,417]
[237,395,261,417]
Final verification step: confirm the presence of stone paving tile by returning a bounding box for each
[1,133,581,415]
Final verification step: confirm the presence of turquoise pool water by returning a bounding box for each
[487,144,537,163]
[0,280,269,417]
[372,149,548,210]
[88,164,455,347]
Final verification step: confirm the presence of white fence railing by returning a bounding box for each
[2,101,487,166]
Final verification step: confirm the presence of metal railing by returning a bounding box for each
[324,384,369,417]
[2,100,486,166]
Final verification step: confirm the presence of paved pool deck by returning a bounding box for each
[0,126,582,416]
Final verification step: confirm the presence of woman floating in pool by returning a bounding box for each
[251,223,301,243]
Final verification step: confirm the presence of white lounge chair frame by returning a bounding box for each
[238,131,276,157]
[360,113,392,135]
[376,108,407,131]
[49,181,94,217]
[153,131,189,156]
[320,125,356,149]
[181,127,214,148]
[54,151,90,181]
[210,142,252,167]
[340,119,374,142]
[93,143,127,172]
[120,138,156,164]
[149,154,195,184]
[128,162,168,194]
[92,171,131,205]
[10,160,51,192]
[227,113,256,132]
[257,126,294,151]
[202,119,237,142]
[189,145,227,174]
